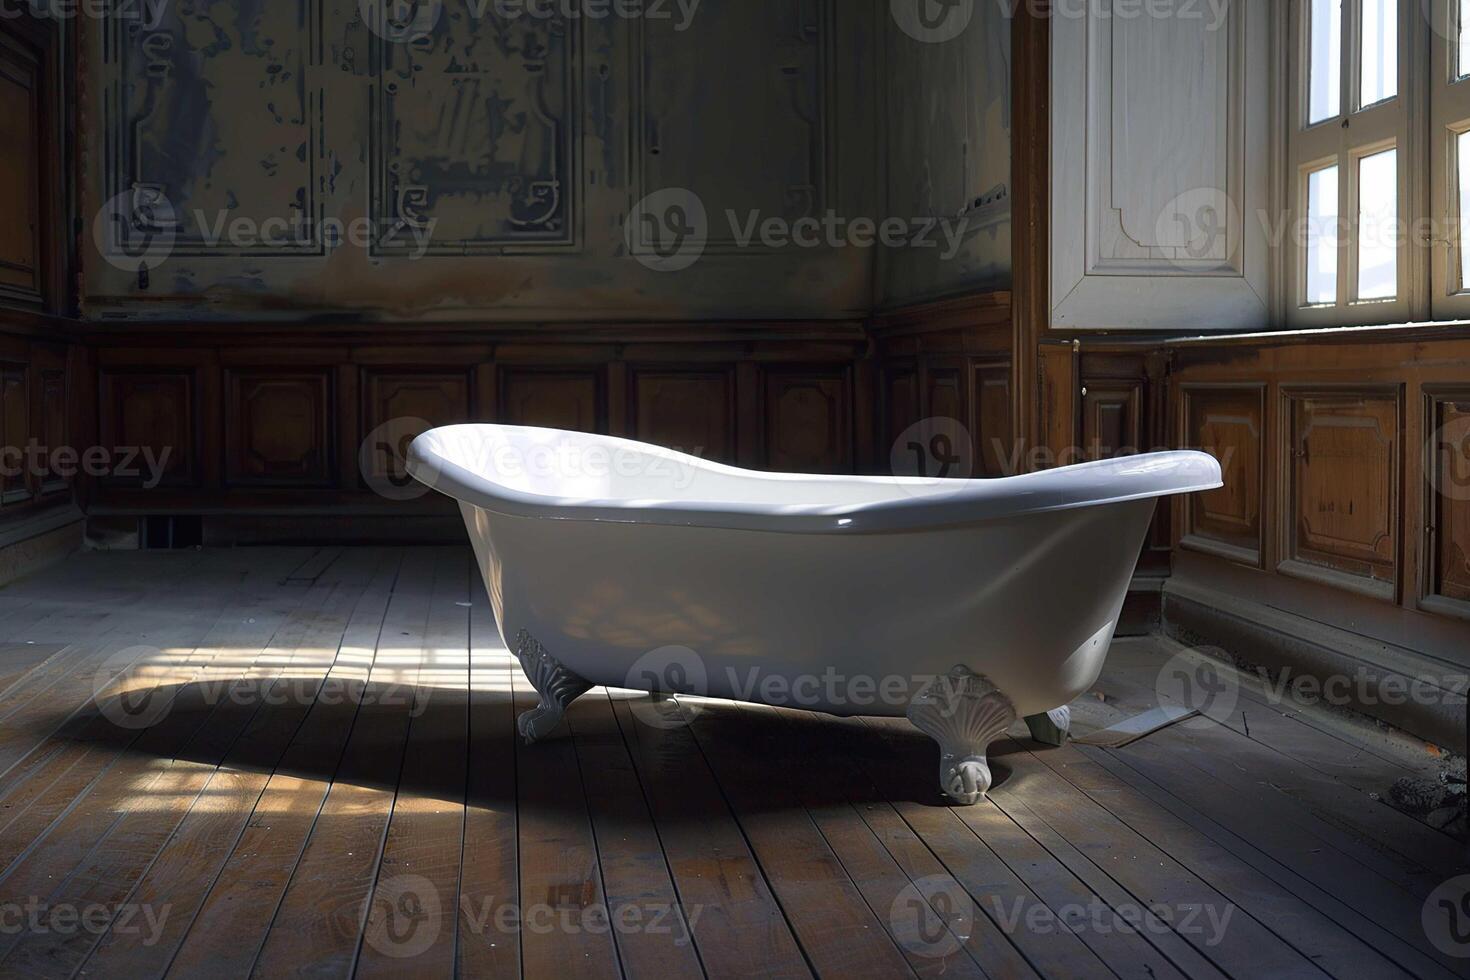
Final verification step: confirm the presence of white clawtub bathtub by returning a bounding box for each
[408,424,1221,804]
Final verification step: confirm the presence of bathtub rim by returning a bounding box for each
[407,424,1222,535]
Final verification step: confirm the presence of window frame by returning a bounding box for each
[1285,0,1421,327]
[1428,0,1470,319]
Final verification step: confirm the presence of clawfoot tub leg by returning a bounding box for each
[1023,705,1072,746]
[513,630,592,744]
[906,666,1017,805]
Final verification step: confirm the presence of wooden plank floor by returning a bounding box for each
[0,547,1461,979]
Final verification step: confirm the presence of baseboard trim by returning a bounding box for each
[1162,578,1468,752]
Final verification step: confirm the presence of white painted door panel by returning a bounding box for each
[1051,0,1272,330]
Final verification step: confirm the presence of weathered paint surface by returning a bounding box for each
[84,0,1008,321]
[878,0,1012,307]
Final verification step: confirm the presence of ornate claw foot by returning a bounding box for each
[906,666,1017,805]
[1024,705,1071,746]
[513,630,592,744]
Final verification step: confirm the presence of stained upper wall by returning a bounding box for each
[877,0,1012,309]
[81,0,1009,322]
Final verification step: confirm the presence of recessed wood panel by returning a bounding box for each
[226,371,333,487]
[1286,392,1398,594]
[362,370,472,492]
[1083,381,1143,460]
[926,365,971,478]
[1182,386,1263,563]
[764,369,851,474]
[1428,395,1470,606]
[498,369,604,434]
[98,371,195,487]
[926,367,965,424]
[974,363,1011,478]
[0,39,40,302]
[882,366,919,469]
[34,366,65,496]
[632,369,734,463]
[1,362,28,504]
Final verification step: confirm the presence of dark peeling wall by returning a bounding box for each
[82,0,1007,322]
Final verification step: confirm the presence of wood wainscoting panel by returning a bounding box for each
[1283,390,1399,598]
[1426,392,1470,611]
[763,368,852,474]
[880,365,920,470]
[974,363,1011,477]
[226,371,333,488]
[926,366,966,426]
[98,370,196,487]
[498,368,605,434]
[29,343,66,498]
[631,368,735,463]
[1082,381,1143,460]
[361,370,473,494]
[0,361,28,505]
[0,33,41,304]
[1181,385,1264,565]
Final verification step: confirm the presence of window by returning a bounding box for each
[1288,0,1411,324]
[1283,0,1470,324]
[1431,0,1470,315]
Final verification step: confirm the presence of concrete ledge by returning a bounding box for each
[1163,578,1468,752]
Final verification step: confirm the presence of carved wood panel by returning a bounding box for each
[0,34,40,303]
[371,7,575,252]
[1428,394,1470,605]
[763,368,850,474]
[498,369,603,433]
[0,362,28,505]
[881,366,919,470]
[1182,386,1263,563]
[35,366,65,496]
[361,370,472,491]
[635,0,828,249]
[98,371,196,487]
[1083,381,1143,459]
[926,367,965,426]
[974,363,1011,478]
[631,369,734,463]
[105,0,323,256]
[1287,392,1399,592]
[226,371,333,487]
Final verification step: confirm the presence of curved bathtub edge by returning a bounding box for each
[407,427,1223,535]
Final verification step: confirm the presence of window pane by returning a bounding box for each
[1309,0,1342,123]
[1357,149,1396,300]
[1458,132,1470,290]
[1460,0,1470,79]
[1360,0,1397,106]
[1306,165,1339,305]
